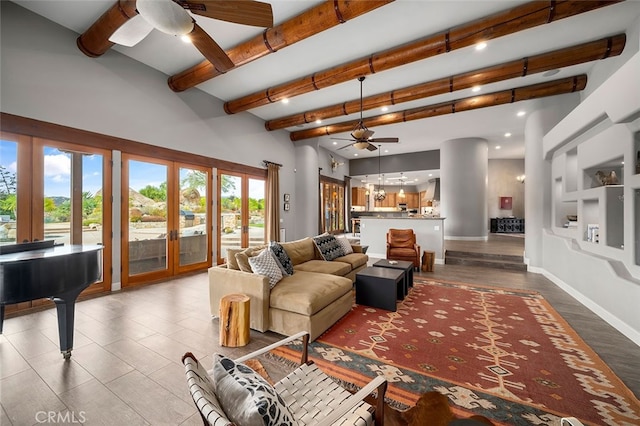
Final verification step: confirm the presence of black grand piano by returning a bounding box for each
[0,240,102,359]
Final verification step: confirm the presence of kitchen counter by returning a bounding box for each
[359,216,445,262]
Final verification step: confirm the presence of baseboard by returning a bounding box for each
[542,270,640,347]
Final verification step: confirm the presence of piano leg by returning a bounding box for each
[52,288,83,360]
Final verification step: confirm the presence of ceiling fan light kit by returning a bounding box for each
[136,0,194,36]
[334,76,399,152]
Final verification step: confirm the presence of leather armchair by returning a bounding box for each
[386,228,421,270]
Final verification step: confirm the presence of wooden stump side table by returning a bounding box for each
[421,251,435,272]
[219,293,250,347]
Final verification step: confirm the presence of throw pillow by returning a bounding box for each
[312,234,344,261]
[213,354,295,426]
[235,246,267,272]
[335,237,353,255]
[269,242,294,276]
[235,252,252,272]
[226,248,243,270]
[248,249,283,288]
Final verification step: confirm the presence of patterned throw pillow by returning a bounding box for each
[248,248,283,288]
[269,242,294,276]
[213,354,295,426]
[335,237,353,255]
[312,234,344,261]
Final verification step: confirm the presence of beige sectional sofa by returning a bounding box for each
[209,237,368,341]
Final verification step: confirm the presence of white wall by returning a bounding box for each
[0,1,298,250]
[487,159,525,220]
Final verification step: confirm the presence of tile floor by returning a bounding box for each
[1,256,639,425]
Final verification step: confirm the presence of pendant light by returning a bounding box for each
[398,172,405,198]
[373,146,386,201]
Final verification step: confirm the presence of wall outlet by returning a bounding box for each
[434,225,440,230]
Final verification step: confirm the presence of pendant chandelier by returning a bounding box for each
[373,146,386,201]
[398,172,405,198]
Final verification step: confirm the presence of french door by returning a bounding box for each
[0,132,112,303]
[217,170,266,264]
[122,154,212,286]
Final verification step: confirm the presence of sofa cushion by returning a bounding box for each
[312,234,344,261]
[333,253,368,270]
[269,271,352,316]
[280,237,316,265]
[213,354,294,426]
[269,242,294,276]
[293,259,352,277]
[248,249,283,288]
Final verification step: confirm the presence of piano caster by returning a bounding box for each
[62,350,72,360]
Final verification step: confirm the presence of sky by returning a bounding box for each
[1,140,263,198]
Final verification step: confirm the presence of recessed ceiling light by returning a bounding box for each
[495,145,501,150]
[504,132,512,137]
[381,106,388,112]
[354,153,358,157]
[621,161,624,164]
[517,111,526,117]
[428,173,433,177]
[384,149,389,153]
[475,42,487,51]
[315,119,322,124]
[180,35,191,43]
[281,98,289,104]
[471,86,481,92]
[332,141,337,145]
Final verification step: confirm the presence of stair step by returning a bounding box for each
[444,249,526,271]
[444,256,527,271]
[445,250,523,263]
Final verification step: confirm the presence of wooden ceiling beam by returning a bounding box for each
[77,0,138,58]
[166,0,394,92]
[288,75,587,141]
[224,0,620,115]
[265,34,625,130]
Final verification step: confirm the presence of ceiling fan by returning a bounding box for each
[334,76,399,152]
[107,0,273,72]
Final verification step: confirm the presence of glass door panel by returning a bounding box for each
[178,166,210,269]
[217,171,266,264]
[0,139,18,245]
[41,147,105,247]
[220,174,242,258]
[248,178,265,248]
[126,159,170,277]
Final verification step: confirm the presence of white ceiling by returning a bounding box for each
[11,0,640,185]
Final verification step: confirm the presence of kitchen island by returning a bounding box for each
[359,216,445,263]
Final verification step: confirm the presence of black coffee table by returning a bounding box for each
[372,259,414,297]
[355,267,404,312]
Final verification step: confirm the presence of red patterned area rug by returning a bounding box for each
[270,278,640,426]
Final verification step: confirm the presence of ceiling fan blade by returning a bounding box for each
[331,137,356,141]
[189,23,235,72]
[369,137,399,143]
[337,143,355,151]
[184,1,274,28]
[362,129,375,139]
[366,143,378,151]
[108,15,154,47]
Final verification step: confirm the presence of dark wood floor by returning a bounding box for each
[1,235,638,425]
